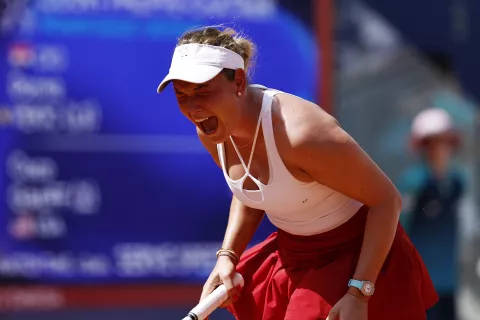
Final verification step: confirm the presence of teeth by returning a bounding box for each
[194,117,209,123]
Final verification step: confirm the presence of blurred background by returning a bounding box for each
[0,0,479,319]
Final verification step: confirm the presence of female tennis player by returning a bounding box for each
[157,26,438,320]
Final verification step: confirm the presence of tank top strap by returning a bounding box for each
[216,84,268,171]
[261,89,292,183]
[249,84,268,90]
[216,142,227,171]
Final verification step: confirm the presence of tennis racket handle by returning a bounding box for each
[182,273,244,320]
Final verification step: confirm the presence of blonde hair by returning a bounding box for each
[177,26,256,76]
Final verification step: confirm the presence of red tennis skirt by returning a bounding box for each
[227,206,438,320]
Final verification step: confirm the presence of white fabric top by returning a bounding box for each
[217,86,363,236]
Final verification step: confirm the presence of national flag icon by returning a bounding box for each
[8,42,36,68]
[0,107,12,125]
[8,214,37,240]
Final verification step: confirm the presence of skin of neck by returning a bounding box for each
[229,86,264,146]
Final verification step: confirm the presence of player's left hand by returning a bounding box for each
[326,292,368,320]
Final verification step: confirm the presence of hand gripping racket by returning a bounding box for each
[182,273,244,320]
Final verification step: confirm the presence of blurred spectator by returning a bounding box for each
[398,108,465,320]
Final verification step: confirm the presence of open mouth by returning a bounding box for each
[195,116,218,135]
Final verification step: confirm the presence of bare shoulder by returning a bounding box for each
[272,93,347,153]
[197,128,222,168]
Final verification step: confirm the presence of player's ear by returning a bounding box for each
[234,69,247,95]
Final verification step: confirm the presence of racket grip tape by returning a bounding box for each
[181,273,244,320]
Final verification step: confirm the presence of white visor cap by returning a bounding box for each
[411,108,454,140]
[157,43,245,93]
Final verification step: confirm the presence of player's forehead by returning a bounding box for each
[173,81,208,92]
[173,74,225,93]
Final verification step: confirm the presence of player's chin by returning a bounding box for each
[208,130,228,144]
[197,125,228,144]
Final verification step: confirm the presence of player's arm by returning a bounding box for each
[198,132,265,258]
[221,195,264,257]
[288,102,402,298]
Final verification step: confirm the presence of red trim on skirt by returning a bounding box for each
[227,206,438,320]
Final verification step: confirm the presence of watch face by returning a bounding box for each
[362,282,375,296]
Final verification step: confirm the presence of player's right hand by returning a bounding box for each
[200,255,241,310]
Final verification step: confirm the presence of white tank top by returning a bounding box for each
[217,86,363,236]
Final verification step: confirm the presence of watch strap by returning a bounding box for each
[348,279,363,290]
